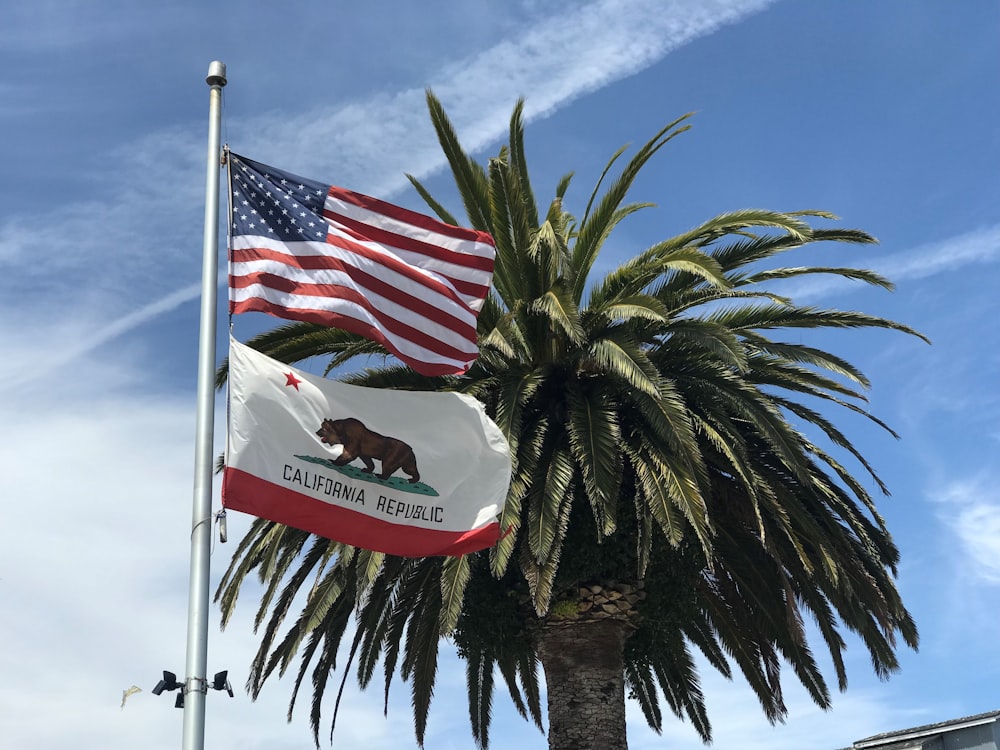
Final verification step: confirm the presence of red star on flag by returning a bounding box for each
[284,372,302,391]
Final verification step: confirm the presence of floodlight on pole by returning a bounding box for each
[212,671,234,698]
[152,670,181,696]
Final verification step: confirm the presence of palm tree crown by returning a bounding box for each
[216,91,923,749]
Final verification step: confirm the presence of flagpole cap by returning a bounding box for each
[206,61,227,87]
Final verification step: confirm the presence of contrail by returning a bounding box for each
[6,0,781,371]
[771,224,1000,302]
[236,0,782,195]
[0,283,201,389]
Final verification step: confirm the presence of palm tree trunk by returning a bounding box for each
[537,618,630,750]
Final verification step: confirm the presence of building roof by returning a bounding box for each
[848,709,1000,749]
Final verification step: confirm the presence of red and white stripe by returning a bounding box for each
[223,468,503,558]
[230,186,495,377]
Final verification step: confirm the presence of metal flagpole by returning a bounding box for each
[182,60,227,750]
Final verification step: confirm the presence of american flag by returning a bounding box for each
[227,153,495,377]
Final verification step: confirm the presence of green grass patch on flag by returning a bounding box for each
[295,454,440,496]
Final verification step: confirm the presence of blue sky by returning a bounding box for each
[2,1,999,748]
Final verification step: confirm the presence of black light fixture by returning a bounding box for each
[151,668,233,709]
[212,670,234,698]
[152,670,181,696]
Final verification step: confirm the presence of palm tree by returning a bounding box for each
[215,92,923,750]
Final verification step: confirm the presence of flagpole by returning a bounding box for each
[182,60,227,750]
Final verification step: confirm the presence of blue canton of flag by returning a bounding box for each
[230,158,329,243]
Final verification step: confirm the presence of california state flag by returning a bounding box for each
[222,336,511,557]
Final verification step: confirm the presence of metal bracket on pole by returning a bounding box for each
[185,677,209,696]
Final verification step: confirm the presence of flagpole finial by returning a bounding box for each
[206,61,227,87]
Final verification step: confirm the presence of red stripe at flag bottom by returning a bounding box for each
[223,468,502,558]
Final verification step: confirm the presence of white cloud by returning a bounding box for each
[233,0,779,196]
[0,369,197,748]
[0,0,780,378]
[773,224,1000,302]
[0,0,197,50]
[0,283,202,390]
[878,225,1000,282]
[932,475,1000,585]
[0,347,451,749]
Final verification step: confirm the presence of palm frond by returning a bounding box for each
[406,172,461,226]
[573,113,695,297]
[467,647,495,749]
[709,303,931,343]
[624,659,663,732]
[741,333,873,388]
[586,336,661,398]
[565,382,622,536]
[708,225,876,274]
[527,283,585,348]
[744,265,894,291]
[526,439,575,565]
[440,554,472,635]
[423,90,492,232]
[507,98,539,230]
[591,245,729,309]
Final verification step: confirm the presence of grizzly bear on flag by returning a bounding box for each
[316,417,420,483]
